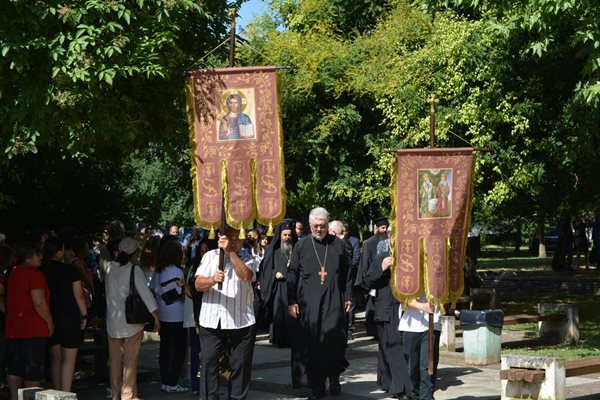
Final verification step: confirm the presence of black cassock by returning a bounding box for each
[269,249,295,347]
[287,234,353,391]
[364,250,412,396]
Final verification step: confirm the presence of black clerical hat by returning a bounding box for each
[280,219,295,232]
[374,217,389,227]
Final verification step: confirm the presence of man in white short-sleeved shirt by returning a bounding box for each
[195,227,259,400]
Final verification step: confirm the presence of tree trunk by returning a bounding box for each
[537,216,547,258]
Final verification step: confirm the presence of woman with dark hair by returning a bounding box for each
[2,241,53,400]
[150,240,187,393]
[41,236,88,392]
[105,237,159,400]
[259,234,271,259]
[139,235,161,285]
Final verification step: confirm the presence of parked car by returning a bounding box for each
[529,226,559,253]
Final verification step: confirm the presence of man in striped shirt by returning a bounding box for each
[195,227,260,400]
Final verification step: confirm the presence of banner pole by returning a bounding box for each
[426,93,439,375]
[218,8,238,290]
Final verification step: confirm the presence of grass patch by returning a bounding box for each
[478,245,553,271]
[499,295,600,360]
[476,250,600,360]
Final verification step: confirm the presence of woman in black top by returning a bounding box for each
[41,236,88,392]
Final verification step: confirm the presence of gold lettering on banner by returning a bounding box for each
[399,240,415,272]
[436,277,444,289]
[205,163,215,178]
[233,201,247,216]
[206,202,217,218]
[265,198,275,214]
[202,179,218,198]
[261,175,277,194]
[260,160,277,194]
[263,160,275,174]
[431,239,443,273]
[232,161,248,196]
[399,254,415,272]
[234,161,244,176]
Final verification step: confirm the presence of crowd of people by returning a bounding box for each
[0,208,446,400]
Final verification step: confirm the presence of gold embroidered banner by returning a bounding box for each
[186,66,286,236]
[390,148,475,308]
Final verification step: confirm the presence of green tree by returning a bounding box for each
[0,0,235,234]
[242,0,600,239]
[120,145,194,228]
[238,0,397,224]
[0,0,232,157]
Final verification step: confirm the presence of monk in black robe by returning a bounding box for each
[354,217,389,339]
[364,232,412,399]
[288,207,353,399]
[259,220,298,348]
[259,220,307,387]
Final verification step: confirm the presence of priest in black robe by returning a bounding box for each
[287,207,353,400]
[259,220,298,348]
[364,228,412,399]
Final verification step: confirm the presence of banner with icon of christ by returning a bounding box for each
[390,148,475,308]
[186,66,286,237]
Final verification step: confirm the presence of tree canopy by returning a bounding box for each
[0,0,235,235]
[1,0,599,239]
[239,0,600,232]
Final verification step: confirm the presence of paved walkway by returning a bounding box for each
[70,322,600,400]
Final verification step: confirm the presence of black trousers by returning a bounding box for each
[159,321,187,386]
[199,324,256,400]
[401,330,440,400]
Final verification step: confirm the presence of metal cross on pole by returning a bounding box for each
[427,93,439,148]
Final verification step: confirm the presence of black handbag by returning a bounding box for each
[125,265,153,324]
[160,288,182,305]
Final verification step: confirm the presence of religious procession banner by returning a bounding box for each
[390,148,475,308]
[186,66,286,238]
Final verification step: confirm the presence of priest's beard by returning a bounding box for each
[281,241,293,257]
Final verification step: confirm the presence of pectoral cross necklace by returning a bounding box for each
[311,236,328,285]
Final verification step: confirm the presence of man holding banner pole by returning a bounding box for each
[194,227,259,400]
[389,138,476,399]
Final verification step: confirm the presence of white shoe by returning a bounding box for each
[160,384,169,392]
[165,384,188,393]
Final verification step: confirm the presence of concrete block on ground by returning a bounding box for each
[18,387,44,400]
[463,325,501,365]
[440,316,456,351]
[35,390,77,400]
[538,303,579,344]
[501,354,565,400]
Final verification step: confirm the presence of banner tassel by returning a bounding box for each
[208,225,216,240]
[239,226,246,240]
[266,222,274,236]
